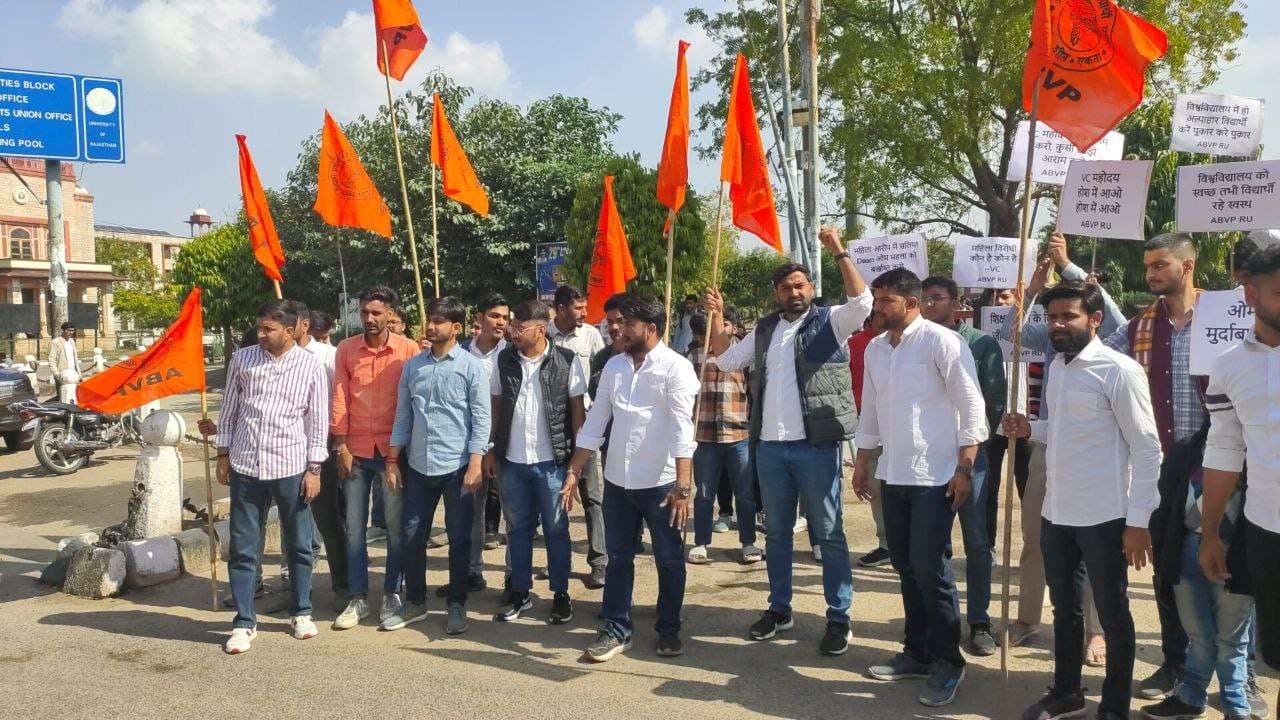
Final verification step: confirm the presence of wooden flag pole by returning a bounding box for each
[692,183,727,421]
[199,388,219,611]
[1000,75,1043,682]
[430,161,441,298]
[1090,238,1100,275]
[272,279,282,300]
[662,208,678,342]
[380,39,429,333]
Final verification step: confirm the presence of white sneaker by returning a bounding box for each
[291,615,318,640]
[687,545,710,564]
[224,627,256,654]
[380,592,402,623]
[793,516,808,534]
[333,598,369,630]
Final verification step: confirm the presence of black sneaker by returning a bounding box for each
[483,532,500,550]
[1248,673,1270,720]
[435,573,487,598]
[967,625,997,657]
[869,652,935,681]
[749,609,794,640]
[585,630,631,662]
[656,634,683,657]
[496,592,533,621]
[858,547,892,567]
[585,565,606,589]
[1138,664,1183,700]
[549,592,573,624]
[819,621,852,656]
[223,583,266,608]
[1019,688,1086,720]
[1141,696,1205,719]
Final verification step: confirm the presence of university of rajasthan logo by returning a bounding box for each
[1050,0,1117,73]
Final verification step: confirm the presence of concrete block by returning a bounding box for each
[56,537,92,559]
[39,556,71,587]
[122,537,181,588]
[62,546,126,599]
[172,528,213,572]
[57,532,99,554]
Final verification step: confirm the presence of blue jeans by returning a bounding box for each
[601,481,685,641]
[501,460,571,594]
[955,444,993,627]
[755,440,852,624]
[227,471,314,628]
[401,464,475,605]
[882,482,965,668]
[693,440,756,547]
[1174,532,1254,714]
[342,453,405,597]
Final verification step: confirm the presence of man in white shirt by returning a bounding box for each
[853,268,987,708]
[486,299,585,625]
[1201,245,1280,704]
[1004,280,1162,720]
[549,285,609,588]
[562,294,698,663]
[49,322,80,399]
[706,227,871,657]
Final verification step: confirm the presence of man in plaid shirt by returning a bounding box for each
[686,306,760,565]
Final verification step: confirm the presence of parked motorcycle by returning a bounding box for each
[14,400,143,475]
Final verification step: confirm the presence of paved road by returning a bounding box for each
[0,392,1264,718]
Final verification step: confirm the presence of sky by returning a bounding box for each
[3,0,1278,243]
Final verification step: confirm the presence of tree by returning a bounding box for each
[688,0,1246,239]
[273,73,622,322]
[563,155,711,302]
[95,236,180,329]
[170,224,273,367]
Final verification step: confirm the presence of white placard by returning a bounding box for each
[979,305,1047,364]
[851,233,929,283]
[952,236,1039,289]
[1057,159,1153,240]
[1006,121,1126,186]
[1190,287,1254,376]
[1171,93,1264,158]
[1176,160,1280,232]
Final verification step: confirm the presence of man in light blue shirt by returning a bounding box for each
[384,297,491,636]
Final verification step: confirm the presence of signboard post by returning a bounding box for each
[1006,121,1125,186]
[1057,159,1154,240]
[850,233,929,284]
[1176,160,1280,232]
[1171,93,1264,158]
[1190,287,1254,376]
[952,237,1039,289]
[535,242,569,302]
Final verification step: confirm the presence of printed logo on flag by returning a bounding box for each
[1051,0,1117,72]
[328,149,378,201]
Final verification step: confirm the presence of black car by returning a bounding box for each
[0,366,37,450]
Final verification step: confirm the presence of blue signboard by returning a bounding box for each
[0,68,125,163]
[535,242,569,302]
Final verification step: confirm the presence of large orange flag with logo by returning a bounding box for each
[314,111,393,238]
[721,54,782,253]
[373,0,428,81]
[235,135,284,282]
[79,288,207,414]
[585,175,636,324]
[656,40,690,234]
[1023,0,1167,152]
[430,93,489,217]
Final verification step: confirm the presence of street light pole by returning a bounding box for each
[774,0,804,263]
[45,160,69,335]
[801,0,822,294]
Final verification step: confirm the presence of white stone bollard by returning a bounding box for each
[92,347,105,374]
[134,410,186,538]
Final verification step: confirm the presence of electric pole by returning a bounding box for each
[801,0,821,294]
[45,160,69,335]
[774,0,805,264]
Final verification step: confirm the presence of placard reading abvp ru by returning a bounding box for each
[0,68,125,163]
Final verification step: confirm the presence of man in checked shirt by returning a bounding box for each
[214,299,330,655]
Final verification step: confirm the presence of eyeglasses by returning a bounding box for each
[921,296,952,306]
[511,323,545,337]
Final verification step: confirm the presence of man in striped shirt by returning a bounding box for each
[215,299,330,655]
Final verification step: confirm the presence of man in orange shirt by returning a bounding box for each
[330,286,422,631]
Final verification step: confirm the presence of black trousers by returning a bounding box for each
[311,455,348,595]
[1042,517,1135,718]
[1246,518,1280,670]
[986,436,1031,545]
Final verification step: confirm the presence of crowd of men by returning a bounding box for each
[200,226,1280,720]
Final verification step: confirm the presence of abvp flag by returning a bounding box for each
[431,92,490,216]
[314,111,393,238]
[79,288,207,414]
[585,175,636,324]
[373,0,428,81]
[236,135,284,282]
[721,54,782,253]
[1023,0,1167,152]
[656,40,690,234]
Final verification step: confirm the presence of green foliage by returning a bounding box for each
[96,237,157,285]
[273,72,622,323]
[95,236,179,328]
[563,155,710,302]
[721,249,787,318]
[170,224,272,335]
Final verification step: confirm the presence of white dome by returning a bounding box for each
[192,207,209,216]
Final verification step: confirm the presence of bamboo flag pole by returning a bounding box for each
[1000,74,1043,681]
[380,39,429,332]
[271,279,282,300]
[693,183,727,419]
[662,208,678,342]
[430,161,441,298]
[199,388,219,611]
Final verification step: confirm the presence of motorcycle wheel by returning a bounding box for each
[34,424,88,475]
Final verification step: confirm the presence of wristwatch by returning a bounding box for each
[676,484,693,499]
[307,463,323,474]
[954,464,974,478]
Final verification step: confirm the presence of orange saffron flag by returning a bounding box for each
[314,111,393,238]
[78,288,207,414]
[585,175,636,324]
[373,0,428,82]
[721,54,782,253]
[235,135,284,283]
[1022,0,1167,152]
[656,40,690,234]
[430,93,489,217]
